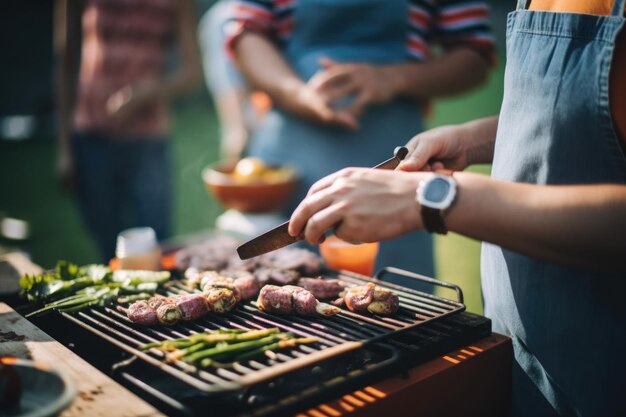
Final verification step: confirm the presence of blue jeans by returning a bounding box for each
[72,131,172,261]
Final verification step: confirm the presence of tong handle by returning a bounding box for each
[375,266,464,304]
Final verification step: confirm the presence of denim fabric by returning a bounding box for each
[72,131,172,261]
[247,0,434,281]
[482,1,626,416]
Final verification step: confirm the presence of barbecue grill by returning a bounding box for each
[19,264,509,417]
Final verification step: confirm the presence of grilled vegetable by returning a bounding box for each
[21,261,171,317]
[156,303,182,326]
[139,328,317,368]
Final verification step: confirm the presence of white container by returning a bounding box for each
[115,227,161,271]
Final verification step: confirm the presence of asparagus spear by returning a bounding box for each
[183,334,284,364]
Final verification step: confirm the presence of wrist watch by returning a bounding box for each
[416,170,457,234]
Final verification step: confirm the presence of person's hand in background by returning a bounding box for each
[106,82,156,123]
[286,79,359,129]
[310,57,396,122]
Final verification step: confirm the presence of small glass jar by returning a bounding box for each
[115,227,161,271]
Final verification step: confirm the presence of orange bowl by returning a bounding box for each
[202,160,299,213]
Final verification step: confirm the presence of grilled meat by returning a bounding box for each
[261,248,322,275]
[126,300,158,326]
[175,235,240,271]
[283,285,318,315]
[147,296,172,311]
[298,277,344,299]
[194,270,259,302]
[369,287,400,314]
[156,303,182,325]
[344,283,399,314]
[257,285,293,315]
[344,284,375,312]
[205,286,239,313]
[255,267,300,285]
[231,272,260,301]
[175,294,209,321]
[257,285,323,316]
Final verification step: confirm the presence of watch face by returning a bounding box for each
[424,178,451,203]
[417,174,457,210]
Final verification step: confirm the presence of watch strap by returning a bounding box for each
[422,206,448,234]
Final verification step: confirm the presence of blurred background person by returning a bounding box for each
[55,0,202,262]
[198,0,270,163]
[227,0,495,279]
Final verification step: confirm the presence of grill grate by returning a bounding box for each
[61,267,465,393]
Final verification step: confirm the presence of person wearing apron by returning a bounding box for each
[286,1,626,415]
[483,1,626,415]
[228,0,494,279]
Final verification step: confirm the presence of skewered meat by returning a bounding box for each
[126,300,158,326]
[369,287,400,314]
[156,303,182,325]
[147,296,171,311]
[229,272,260,301]
[257,285,321,316]
[283,285,318,315]
[205,287,239,313]
[344,283,399,314]
[298,277,344,299]
[175,294,209,321]
[257,285,293,315]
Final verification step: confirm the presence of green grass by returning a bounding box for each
[0,60,504,315]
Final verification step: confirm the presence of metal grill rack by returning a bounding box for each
[61,267,465,393]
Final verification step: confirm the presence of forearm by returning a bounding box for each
[448,173,626,271]
[459,116,498,165]
[384,49,490,100]
[234,32,302,110]
[215,89,249,160]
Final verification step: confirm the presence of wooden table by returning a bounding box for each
[0,302,164,417]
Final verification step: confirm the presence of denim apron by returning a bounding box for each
[482,1,626,415]
[248,0,434,277]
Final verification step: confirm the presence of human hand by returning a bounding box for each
[309,57,395,120]
[398,125,470,172]
[106,83,155,122]
[287,81,359,130]
[288,168,426,245]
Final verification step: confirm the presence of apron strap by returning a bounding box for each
[612,0,625,16]
[516,0,528,10]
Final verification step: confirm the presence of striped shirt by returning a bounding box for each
[226,0,495,63]
[74,0,176,137]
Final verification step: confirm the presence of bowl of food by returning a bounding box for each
[202,157,298,213]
